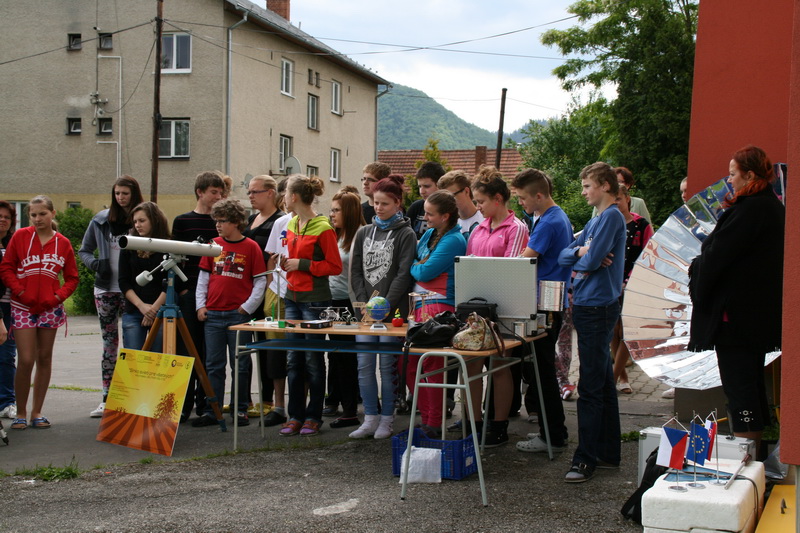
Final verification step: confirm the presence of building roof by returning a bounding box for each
[225,1,390,86]
[378,147,524,178]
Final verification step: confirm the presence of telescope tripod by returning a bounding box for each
[141,268,226,431]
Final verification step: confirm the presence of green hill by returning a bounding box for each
[378,84,498,150]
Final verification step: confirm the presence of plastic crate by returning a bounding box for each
[391,428,477,480]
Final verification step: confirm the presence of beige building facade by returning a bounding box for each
[0,0,388,225]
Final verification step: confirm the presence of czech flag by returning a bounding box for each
[705,419,718,460]
[686,422,710,466]
[656,427,688,470]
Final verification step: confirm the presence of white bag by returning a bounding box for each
[399,446,442,483]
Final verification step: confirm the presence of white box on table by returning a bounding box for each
[642,459,764,533]
[638,427,755,485]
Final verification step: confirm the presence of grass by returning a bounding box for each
[49,385,102,392]
[15,458,81,481]
[620,430,641,443]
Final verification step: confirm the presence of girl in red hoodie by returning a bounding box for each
[0,196,79,429]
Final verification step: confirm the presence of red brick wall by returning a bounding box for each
[267,0,290,20]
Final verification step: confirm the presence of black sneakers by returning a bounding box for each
[482,420,509,448]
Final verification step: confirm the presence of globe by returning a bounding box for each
[365,296,391,322]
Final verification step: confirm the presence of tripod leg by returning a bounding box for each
[176,317,226,431]
[142,317,163,352]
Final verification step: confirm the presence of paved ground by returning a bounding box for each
[0,315,677,532]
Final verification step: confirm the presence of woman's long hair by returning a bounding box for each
[109,175,144,224]
[418,190,458,265]
[332,188,365,252]
[725,145,774,206]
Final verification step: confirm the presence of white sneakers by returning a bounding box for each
[0,404,17,419]
[90,402,106,418]
[373,415,394,440]
[349,414,379,439]
[516,435,567,453]
[661,387,676,399]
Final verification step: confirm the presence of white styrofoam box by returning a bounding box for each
[638,427,755,485]
[642,459,764,533]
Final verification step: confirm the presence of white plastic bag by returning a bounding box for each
[399,446,442,483]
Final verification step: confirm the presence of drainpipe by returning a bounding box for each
[98,55,122,178]
[375,84,391,159]
[226,12,248,175]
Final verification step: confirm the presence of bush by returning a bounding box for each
[56,207,96,316]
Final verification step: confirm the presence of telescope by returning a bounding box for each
[119,235,222,257]
[119,235,222,286]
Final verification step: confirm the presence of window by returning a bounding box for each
[8,201,29,230]
[315,72,320,88]
[67,118,81,135]
[279,135,293,171]
[307,94,319,130]
[67,33,82,51]
[98,117,113,135]
[281,58,294,96]
[308,69,314,85]
[161,33,191,72]
[159,119,190,159]
[330,148,341,182]
[331,80,342,115]
[98,33,113,50]
[306,166,318,177]
[67,202,82,209]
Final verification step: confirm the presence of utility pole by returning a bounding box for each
[494,88,507,169]
[151,0,163,202]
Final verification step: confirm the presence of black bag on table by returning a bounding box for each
[455,298,498,322]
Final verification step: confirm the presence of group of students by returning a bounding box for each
[0,159,644,484]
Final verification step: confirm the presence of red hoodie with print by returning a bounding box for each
[0,227,79,314]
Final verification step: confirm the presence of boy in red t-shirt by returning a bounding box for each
[193,199,267,428]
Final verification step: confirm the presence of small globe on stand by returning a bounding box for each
[364,296,391,323]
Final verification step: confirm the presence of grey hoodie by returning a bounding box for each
[350,215,416,320]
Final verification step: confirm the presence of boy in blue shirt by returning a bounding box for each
[558,162,626,483]
[512,169,573,455]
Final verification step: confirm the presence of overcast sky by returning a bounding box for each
[254,0,610,133]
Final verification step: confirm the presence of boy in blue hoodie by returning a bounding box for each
[558,162,626,483]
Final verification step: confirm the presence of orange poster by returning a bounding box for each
[97,349,194,456]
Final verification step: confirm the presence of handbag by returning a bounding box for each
[455,298,498,322]
[452,312,505,354]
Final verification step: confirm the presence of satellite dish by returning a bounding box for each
[284,156,302,175]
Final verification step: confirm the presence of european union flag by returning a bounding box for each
[686,422,710,466]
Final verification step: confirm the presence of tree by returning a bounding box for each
[404,138,452,210]
[542,0,698,225]
[517,95,614,230]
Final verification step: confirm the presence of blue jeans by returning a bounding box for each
[571,302,621,469]
[203,309,252,416]
[0,302,15,409]
[356,335,399,416]
[121,311,163,351]
[285,299,330,422]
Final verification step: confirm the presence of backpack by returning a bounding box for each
[620,447,668,524]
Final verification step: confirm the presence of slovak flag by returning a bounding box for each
[686,422,710,466]
[705,419,718,460]
[656,427,688,470]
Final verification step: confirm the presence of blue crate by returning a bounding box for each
[391,428,477,480]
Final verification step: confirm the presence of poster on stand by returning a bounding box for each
[97,349,194,456]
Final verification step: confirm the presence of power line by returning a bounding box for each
[0,20,153,67]
[104,38,157,114]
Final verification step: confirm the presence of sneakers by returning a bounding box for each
[247,402,273,417]
[373,415,394,439]
[564,463,595,483]
[0,404,17,419]
[516,435,567,453]
[300,419,322,436]
[280,419,303,436]
[662,387,676,399]
[560,384,576,401]
[349,414,380,439]
[90,402,105,418]
[260,410,287,427]
[482,420,509,448]
[329,417,360,428]
[191,414,217,427]
[235,412,250,427]
[321,406,340,417]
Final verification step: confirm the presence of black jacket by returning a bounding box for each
[688,187,784,352]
